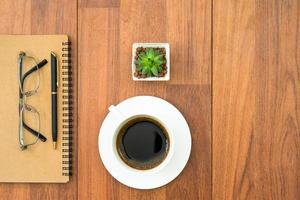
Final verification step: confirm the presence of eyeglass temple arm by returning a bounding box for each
[21,59,48,86]
[23,122,47,142]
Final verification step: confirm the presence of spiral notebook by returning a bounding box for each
[0,35,72,182]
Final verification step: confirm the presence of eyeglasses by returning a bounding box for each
[18,52,47,150]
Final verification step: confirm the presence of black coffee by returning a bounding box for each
[116,117,169,170]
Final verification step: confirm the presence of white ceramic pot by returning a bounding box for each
[132,43,170,81]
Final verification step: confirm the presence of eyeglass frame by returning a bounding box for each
[18,52,47,150]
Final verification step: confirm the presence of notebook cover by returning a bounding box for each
[0,35,71,183]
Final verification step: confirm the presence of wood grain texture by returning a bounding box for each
[166,0,211,85]
[213,0,300,199]
[164,85,211,200]
[0,0,77,200]
[80,0,119,8]
[78,0,211,199]
[2,0,298,199]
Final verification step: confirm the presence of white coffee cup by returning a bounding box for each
[108,105,175,174]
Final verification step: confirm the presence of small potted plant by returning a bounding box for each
[132,43,170,81]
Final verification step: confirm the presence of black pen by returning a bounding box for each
[51,52,58,149]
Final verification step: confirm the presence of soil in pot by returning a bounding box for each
[134,47,167,79]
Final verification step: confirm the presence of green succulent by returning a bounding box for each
[135,48,165,77]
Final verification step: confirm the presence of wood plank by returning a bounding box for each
[166,0,211,85]
[78,8,119,200]
[164,85,211,200]
[213,0,300,199]
[0,0,77,199]
[78,0,211,199]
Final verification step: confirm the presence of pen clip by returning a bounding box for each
[56,55,59,88]
[51,51,59,88]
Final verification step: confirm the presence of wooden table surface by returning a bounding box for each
[0,0,299,199]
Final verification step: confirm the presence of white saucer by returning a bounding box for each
[98,96,191,189]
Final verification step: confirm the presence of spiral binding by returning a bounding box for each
[62,41,72,176]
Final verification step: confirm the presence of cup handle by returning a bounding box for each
[108,105,127,123]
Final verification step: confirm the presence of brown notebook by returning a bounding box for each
[0,35,72,182]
